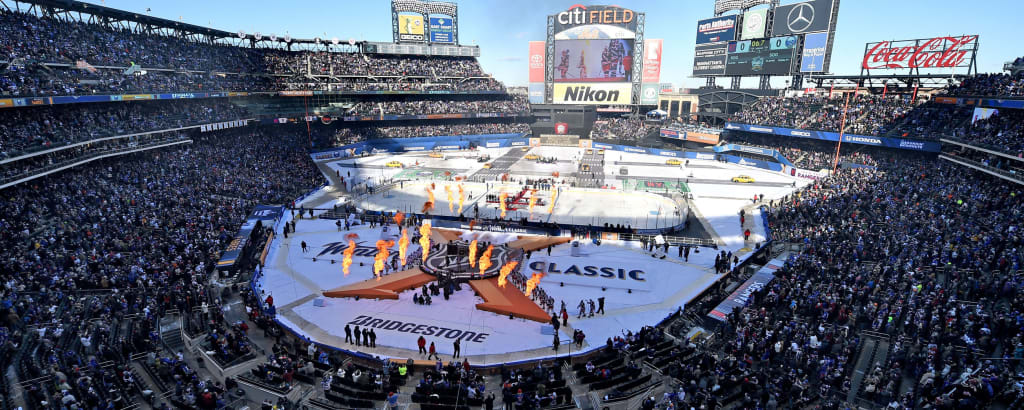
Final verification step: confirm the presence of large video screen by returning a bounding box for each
[725,36,797,76]
[553,39,634,83]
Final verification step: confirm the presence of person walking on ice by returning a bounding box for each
[577,300,586,319]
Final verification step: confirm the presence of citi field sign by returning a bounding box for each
[554,5,638,33]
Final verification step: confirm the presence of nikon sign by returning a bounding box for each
[553,83,632,105]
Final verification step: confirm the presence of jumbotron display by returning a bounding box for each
[553,39,634,83]
[544,4,647,105]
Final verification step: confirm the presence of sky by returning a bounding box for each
[76,0,1019,89]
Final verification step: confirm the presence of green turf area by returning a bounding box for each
[394,169,449,180]
[624,179,691,193]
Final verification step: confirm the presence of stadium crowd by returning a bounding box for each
[346,95,529,116]
[0,99,248,158]
[592,117,656,141]
[0,9,499,97]
[731,94,915,137]
[323,123,531,146]
[722,133,880,170]
[945,72,1024,97]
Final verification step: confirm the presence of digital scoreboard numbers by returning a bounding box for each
[725,36,797,75]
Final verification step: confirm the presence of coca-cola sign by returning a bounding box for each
[862,35,978,71]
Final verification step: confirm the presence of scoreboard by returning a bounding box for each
[724,36,797,76]
[691,0,839,77]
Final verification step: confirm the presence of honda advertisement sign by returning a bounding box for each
[800,31,828,72]
[696,15,738,45]
[861,35,979,72]
[771,0,834,36]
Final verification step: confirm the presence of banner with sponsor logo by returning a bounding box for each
[528,41,546,83]
[640,83,660,105]
[800,31,829,72]
[553,5,638,36]
[429,16,454,43]
[724,122,941,152]
[696,15,738,45]
[740,9,768,40]
[685,131,721,145]
[771,0,834,36]
[398,14,426,42]
[641,39,663,83]
[552,83,632,105]
[862,35,978,72]
[707,258,783,322]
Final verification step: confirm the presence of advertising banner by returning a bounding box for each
[552,83,633,105]
[528,41,546,83]
[740,9,768,40]
[641,39,663,83]
[800,31,829,72]
[862,35,978,72]
[771,0,834,36]
[553,5,638,36]
[659,83,674,93]
[724,122,942,152]
[398,14,426,42]
[685,131,721,145]
[554,39,634,83]
[660,128,681,139]
[528,83,545,104]
[429,16,454,43]
[696,15,738,45]
[693,44,728,76]
[707,259,783,322]
[640,83,660,105]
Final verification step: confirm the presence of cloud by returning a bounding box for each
[513,31,529,39]
[496,56,523,62]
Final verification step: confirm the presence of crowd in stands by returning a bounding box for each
[0,9,501,97]
[274,77,505,93]
[0,99,248,158]
[723,133,879,170]
[945,72,1024,97]
[742,159,1023,408]
[948,110,1024,157]
[1,127,321,408]
[592,117,656,141]
[347,95,529,116]
[323,123,531,146]
[731,94,915,137]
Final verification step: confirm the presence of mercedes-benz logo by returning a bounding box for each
[787,2,815,33]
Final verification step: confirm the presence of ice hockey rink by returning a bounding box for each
[254,146,811,364]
